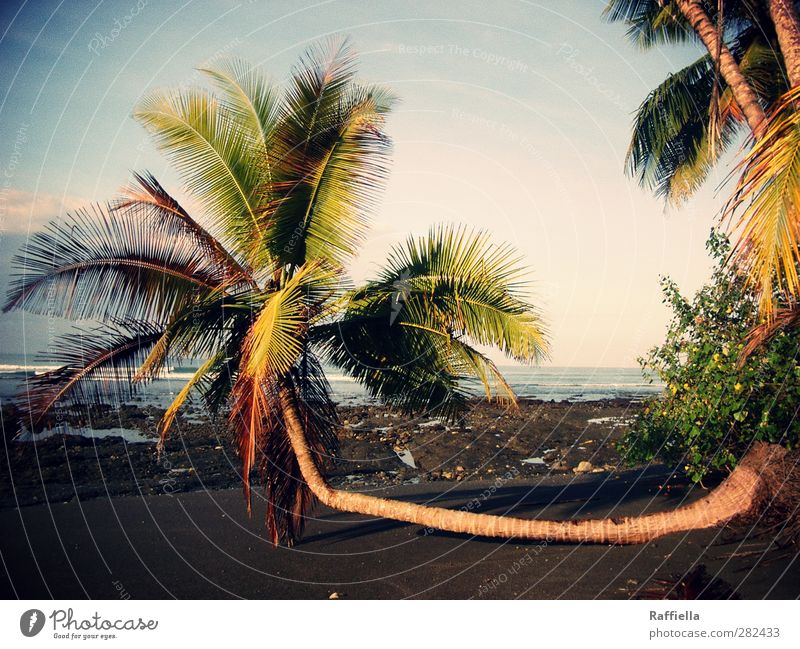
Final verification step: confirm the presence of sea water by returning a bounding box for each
[0,352,662,407]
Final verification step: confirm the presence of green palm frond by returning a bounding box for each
[314,224,546,416]
[376,224,548,362]
[313,310,469,419]
[158,353,222,445]
[603,0,763,49]
[134,87,265,257]
[19,321,164,425]
[603,0,695,49]
[241,262,330,382]
[626,53,738,203]
[199,57,279,161]
[726,84,800,316]
[3,205,227,322]
[134,291,254,384]
[258,39,395,268]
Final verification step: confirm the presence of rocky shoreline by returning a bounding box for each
[0,398,648,509]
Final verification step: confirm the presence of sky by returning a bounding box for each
[0,0,734,367]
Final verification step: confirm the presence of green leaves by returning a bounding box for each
[19,321,165,425]
[378,224,549,362]
[134,86,266,256]
[622,231,800,480]
[259,39,395,269]
[199,57,279,161]
[315,225,548,417]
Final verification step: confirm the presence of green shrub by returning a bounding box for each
[620,231,800,482]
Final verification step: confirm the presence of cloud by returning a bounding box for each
[0,188,86,233]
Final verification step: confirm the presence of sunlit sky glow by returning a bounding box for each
[0,0,733,367]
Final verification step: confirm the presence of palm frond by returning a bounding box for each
[158,353,221,446]
[603,0,696,49]
[3,205,227,322]
[257,39,395,268]
[726,84,800,316]
[740,305,800,362]
[241,262,329,382]
[314,225,546,416]
[19,321,163,425]
[376,224,549,362]
[312,311,469,419]
[603,0,763,49]
[626,53,738,202]
[134,87,265,258]
[114,171,252,284]
[199,57,279,161]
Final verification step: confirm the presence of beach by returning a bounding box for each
[3,397,799,600]
[3,469,798,599]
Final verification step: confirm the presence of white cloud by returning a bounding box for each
[0,188,86,233]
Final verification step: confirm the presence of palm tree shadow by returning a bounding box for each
[304,466,692,546]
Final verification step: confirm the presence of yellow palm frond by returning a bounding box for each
[726,84,800,318]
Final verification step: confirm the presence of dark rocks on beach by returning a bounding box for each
[0,398,642,509]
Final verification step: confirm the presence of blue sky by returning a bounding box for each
[0,0,729,366]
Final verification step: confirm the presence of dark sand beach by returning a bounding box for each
[2,399,798,599]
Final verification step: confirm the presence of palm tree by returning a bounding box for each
[606,1,800,320]
[5,39,794,546]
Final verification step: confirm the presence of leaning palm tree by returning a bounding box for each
[6,40,796,546]
[606,1,800,321]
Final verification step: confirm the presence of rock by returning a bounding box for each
[573,461,593,473]
[329,592,340,599]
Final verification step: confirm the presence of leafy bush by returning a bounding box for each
[620,231,800,482]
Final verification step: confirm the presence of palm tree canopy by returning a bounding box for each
[606,0,787,204]
[4,39,548,545]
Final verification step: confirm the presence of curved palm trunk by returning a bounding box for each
[280,388,783,544]
[769,0,800,88]
[675,0,767,138]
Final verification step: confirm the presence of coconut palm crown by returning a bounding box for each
[3,40,548,545]
[606,0,800,320]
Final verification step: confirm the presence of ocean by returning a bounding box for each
[0,353,662,408]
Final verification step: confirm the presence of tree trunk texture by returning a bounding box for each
[769,0,800,88]
[675,0,768,138]
[279,388,785,544]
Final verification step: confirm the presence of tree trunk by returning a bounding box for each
[279,388,783,544]
[675,0,768,138]
[769,0,800,88]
